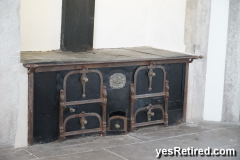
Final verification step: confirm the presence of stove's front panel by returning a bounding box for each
[33,63,186,143]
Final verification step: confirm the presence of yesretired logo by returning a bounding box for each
[156,147,236,159]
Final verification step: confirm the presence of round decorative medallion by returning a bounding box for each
[109,73,126,89]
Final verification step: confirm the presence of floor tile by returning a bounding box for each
[106,134,192,160]
[2,122,239,160]
[196,121,240,130]
[128,123,210,142]
[0,148,37,160]
[26,135,141,158]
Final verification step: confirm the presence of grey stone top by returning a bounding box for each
[21,47,200,65]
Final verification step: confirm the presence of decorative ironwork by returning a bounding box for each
[130,64,169,131]
[148,64,156,91]
[80,69,89,98]
[164,80,169,127]
[133,104,164,127]
[58,67,107,141]
[146,104,155,121]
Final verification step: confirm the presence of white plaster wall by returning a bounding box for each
[21,0,62,51]
[14,66,28,148]
[0,0,28,148]
[93,0,149,48]
[146,0,186,52]
[94,0,186,50]
[21,0,186,52]
[203,0,229,121]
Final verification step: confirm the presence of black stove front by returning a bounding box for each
[33,63,186,143]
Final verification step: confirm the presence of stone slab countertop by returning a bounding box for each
[21,47,200,66]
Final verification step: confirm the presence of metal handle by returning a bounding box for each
[148,70,156,91]
[70,108,75,113]
[81,119,87,125]
[82,77,89,82]
[151,112,155,116]
[149,71,156,77]
[147,111,155,116]
[81,74,88,98]
[147,108,155,121]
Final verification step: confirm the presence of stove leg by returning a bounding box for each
[164,81,169,127]
[59,90,66,141]
[130,120,135,132]
[59,127,65,142]
[102,86,107,136]
[102,107,107,136]
[130,84,136,132]
[130,98,136,132]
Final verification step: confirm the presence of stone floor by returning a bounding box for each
[0,121,239,160]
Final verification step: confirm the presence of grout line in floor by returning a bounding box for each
[103,148,128,160]
[132,127,179,135]
[24,149,40,159]
[126,134,143,142]
[104,133,198,150]
[137,128,184,136]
